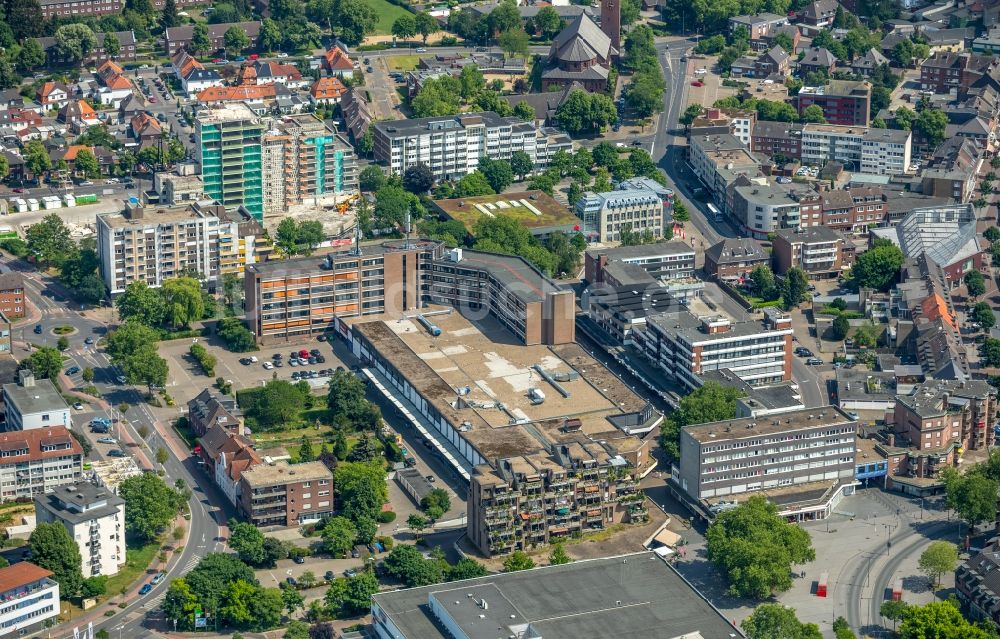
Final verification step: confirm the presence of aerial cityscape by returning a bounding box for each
[0,0,998,638]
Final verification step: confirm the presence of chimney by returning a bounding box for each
[18,370,34,387]
[887,433,895,447]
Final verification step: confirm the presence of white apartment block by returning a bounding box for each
[2,372,70,432]
[801,124,911,175]
[0,427,84,502]
[372,112,572,180]
[34,483,125,578]
[97,200,266,294]
[575,189,666,242]
[638,311,793,391]
[0,562,60,636]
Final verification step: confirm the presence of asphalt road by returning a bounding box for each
[11,263,227,639]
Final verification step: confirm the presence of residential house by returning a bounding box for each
[751,120,803,160]
[35,31,136,66]
[0,563,60,635]
[36,82,68,110]
[728,13,790,39]
[732,46,791,78]
[920,136,982,201]
[797,79,871,126]
[164,22,262,57]
[57,100,99,134]
[850,48,889,76]
[0,427,84,500]
[798,47,839,75]
[187,388,242,437]
[820,186,888,232]
[797,0,840,34]
[341,88,373,142]
[309,77,348,104]
[34,483,125,578]
[919,52,996,95]
[0,273,25,319]
[320,46,354,77]
[199,424,261,507]
[772,225,855,278]
[171,50,222,97]
[2,371,71,432]
[704,237,769,281]
[129,112,161,148]
[238,460,333,527]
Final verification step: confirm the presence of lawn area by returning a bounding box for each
[386,54,422,71]
[104,538,161,598]
[367,0,413,35]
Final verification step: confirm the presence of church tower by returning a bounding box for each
[601,0,621,54]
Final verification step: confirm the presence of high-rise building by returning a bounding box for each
[34,483,126,578]
[97,200,269,294]
[196,104,265,221]
[261,114,358,219]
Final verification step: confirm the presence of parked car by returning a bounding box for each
[286,577,298,586]
[139,584,152,595]
[151,572,166,585]
[73,402,84,410]
[66,366,80,375]
[293,555,305,564]
[344,568,358,578]
[240,357,253,365]
[96,437,116,444]
[108,449,127,458]
[316,355,326,363]
[263,361,274,370]
[806,357,823,365]
[310,349,321,356]
[846,411,860,420]
[116,375,127,384]
[324,571,335,581]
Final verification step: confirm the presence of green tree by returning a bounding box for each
[392,14,416,42]
[851,241,905,291]
[898,600,991,639]
[749,264,777,300]
[478,157,514,193]
[160,277,204,328]
[965,270,987,298]
[280,581,305,615]
[19,346,64,381]
[30,522,83,598]
[326,369,373,426]
[499,28,530,58]
[359,165,385,192]
[915,107,948,149]
[782,267,809,309]
[115,281,167,325]
[16,38,45,72]
[421,488,451,520]
[918,541,958,588]
[229,522,267,566]
[800,104,827,123]
[160,0,179,29]
[510,151,533,181]
[26,213,73,266]
[831,315,850,341]
[118,473,184,543]
[454,171,496,197]
[973,301,996,330]
[54,24,97,64]
[321,516,357,557]
[943,468,998,533]
[23,140,51,178]
[880,600,910,632]
[223,26,251,55]
[81,575,108,598]
[679,104,702,127]
[513,101,536,121]
[447,557,488,581]
[384,544,443,587]
[190,23,212,55]
[414,11,439,44]
[502,551,535,572]
[403,163,434,194]
[555,90,617,135]
[335,461,388,521]
[103,33,121,59]
[332,0,377,45]
[242,380,309,430]
[741,604,822,639]
[74,149,100,178]
[659,381,744,460]
[533,5,562,38]
[549,544,571,565]
[983,338,1000,367]
[276,218,300,255]
[706,495,816,599]
[407,512,429,535]
[185,553,258,613]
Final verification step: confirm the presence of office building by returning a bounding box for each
[0,563,60,636]
[34,483,125,578]
[195,104,265,221]
[0,273,25,319]
[772,226,855,278]
[345,309,658,556]
[584,242,695,284]
[820,187,888,232]
[2,372,70,432]
[238,460,333,527]
[244,241,576,347]
[730,181,808,238]
[0,427,84,501]
[97,200,267,295]
[797,80,872,126]
[371,112,572,180]
[639,309,793,390]
[688,134,761,207]
[261,114,358,220]
[672,407,857,521]
[575,188,667,242]
[371,551,738,639]
[751,120,803,160]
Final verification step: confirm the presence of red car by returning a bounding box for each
[12,188,23,193]
[691,80,704,87]
[298,349,310,358]
[249,54,260,60]
[212,58,224,63]
[149,96,157,103]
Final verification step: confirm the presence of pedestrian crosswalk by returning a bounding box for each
[179,557,200,573]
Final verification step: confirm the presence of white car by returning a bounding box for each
[416,48,426,52]
[695,68,707,75]
[250,355,259,363]
[263,361,273,370]
[106,178,119,184]
[277,52,289,58]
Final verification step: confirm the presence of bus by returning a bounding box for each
[707,203,722,222]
